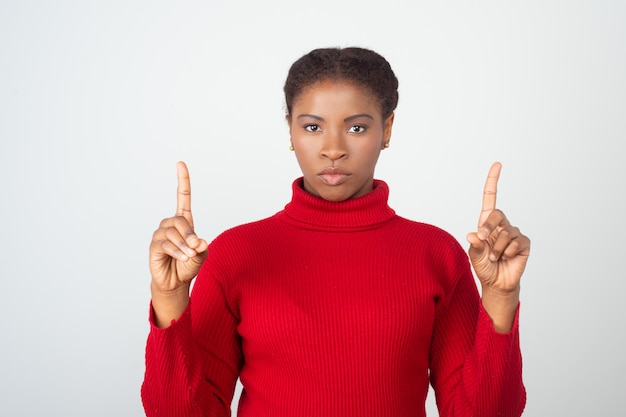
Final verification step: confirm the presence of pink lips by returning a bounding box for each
[317,167,352,186]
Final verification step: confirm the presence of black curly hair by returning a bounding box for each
[284,47,399,119]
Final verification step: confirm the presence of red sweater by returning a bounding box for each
[142,179,525,417]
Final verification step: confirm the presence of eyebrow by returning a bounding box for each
[296,113,375,122]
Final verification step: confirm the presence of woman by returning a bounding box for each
[142,47,530,417]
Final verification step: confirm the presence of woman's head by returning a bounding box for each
[284,47,399,119]
[284,47,399,202]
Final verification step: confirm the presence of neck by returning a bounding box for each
[278,178,396,231]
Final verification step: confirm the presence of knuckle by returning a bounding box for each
[152,226,169,241]
[164,227,182,242]
[159,240,172,253]
[163,227,191,249]
[184,229,197,239]
[173,215,189,227]
[161,240,181,256]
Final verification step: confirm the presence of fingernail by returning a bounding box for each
[489,253,497,262]
[185,248,196,256]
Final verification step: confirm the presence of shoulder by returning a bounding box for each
[195,214,283,284]
[389,216,471,284]
[208,214,283,253]
[391,215,465,253]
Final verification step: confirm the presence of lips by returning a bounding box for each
[317,167,352,186]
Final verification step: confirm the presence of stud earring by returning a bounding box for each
[383,142,390,149]
[289,144,294,151]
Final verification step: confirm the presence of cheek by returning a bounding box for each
[351,140,383,163]
[293,139,318,158]
[293,146,318,172]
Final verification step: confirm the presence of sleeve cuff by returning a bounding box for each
[148,300,192,332]
[478,301,521,336]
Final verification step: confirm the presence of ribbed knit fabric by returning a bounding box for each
[142,178,526,417]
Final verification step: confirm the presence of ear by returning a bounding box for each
[285,115,294,149]
[285,114,293,134]
[383,112,395,145]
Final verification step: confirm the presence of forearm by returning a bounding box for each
[481,285,520,333]
[143,270,241,417]
[431,274,526,417]
[464,303,526,416]
[142,303,233,417]
[151,283,191,328]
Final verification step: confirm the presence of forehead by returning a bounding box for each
[292,80,382,115]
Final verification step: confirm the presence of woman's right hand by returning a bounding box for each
[148,162,208,325]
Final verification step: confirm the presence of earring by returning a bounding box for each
[383,142,390,149]
[289,144,294,151]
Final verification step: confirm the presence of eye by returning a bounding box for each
[304,124,320,132]
[348,125,367,133]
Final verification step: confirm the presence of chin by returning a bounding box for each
[318,188,360,202]
[321,194,351,202]
[304,177,368,201]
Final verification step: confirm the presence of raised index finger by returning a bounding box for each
[478,162,502,227]
[176,161,194,227]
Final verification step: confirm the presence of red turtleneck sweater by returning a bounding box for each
[142,179,525,417]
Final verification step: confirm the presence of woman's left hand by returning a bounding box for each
[467,162,531,294]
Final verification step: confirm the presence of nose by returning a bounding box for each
[320,130,347,161]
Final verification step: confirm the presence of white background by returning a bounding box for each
[1,1,624,416]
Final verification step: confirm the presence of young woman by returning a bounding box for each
[142,47,530,417]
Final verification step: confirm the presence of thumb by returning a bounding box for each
[190,250,208,269]
[190,239,209,265]
[178,239,209,279]
[466,232,487,259]
[466,232,483,249]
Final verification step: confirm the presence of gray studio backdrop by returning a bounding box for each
[1,1,624,416]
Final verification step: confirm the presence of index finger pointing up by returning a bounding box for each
[478,162,502,227]
[176,161,194,227]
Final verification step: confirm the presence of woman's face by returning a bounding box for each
[287,80,394,202]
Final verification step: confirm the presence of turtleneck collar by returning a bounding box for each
[277,177,396,231]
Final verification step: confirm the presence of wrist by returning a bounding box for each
[481,282,520,301]
[481,285,520,333]
[150,283,190,328]
[150,281,190,299]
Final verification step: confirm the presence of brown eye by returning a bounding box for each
[304,124,320,132]
[348,125,366,133]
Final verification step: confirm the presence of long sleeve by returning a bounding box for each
[429,261,526,417]
[141,260,242,417]
[141,178,526,417]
